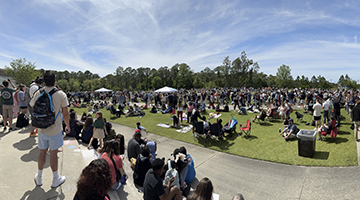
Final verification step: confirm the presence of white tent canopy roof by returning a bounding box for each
[154,86,178,93]
[94,88,113,92]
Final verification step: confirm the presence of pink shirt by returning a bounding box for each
[101,152,123,186]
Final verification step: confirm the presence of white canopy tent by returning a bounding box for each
[94,88,113,92]
[154,86,178,93]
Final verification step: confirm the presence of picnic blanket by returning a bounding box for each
[176,125,193,133]
[157,123,171,128]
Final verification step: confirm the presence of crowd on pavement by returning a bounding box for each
[2,71,360,200]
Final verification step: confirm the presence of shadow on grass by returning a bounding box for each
[313,151,330,160]
[242,135,258,141]
[196,136,235,150]
[258,123,273,126]
[324,137,348,144]
[337,130,351,135]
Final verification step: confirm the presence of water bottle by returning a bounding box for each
[279,128,281,133]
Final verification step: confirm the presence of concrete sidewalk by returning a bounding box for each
[1,121,360,200]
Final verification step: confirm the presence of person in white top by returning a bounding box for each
[322,98,331,124]
[313,99,322,130]
[29,77,43,137]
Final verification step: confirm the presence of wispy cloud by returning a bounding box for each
[0,0,359,82]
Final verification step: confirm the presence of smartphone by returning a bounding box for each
[169,174,173,178]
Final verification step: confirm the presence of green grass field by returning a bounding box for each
[74,107,358,166]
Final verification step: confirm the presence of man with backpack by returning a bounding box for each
[31,70,70,188]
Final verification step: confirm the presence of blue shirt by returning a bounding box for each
[185,154,196,184]
[287,123,299,134]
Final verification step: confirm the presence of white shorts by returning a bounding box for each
[38,131,63,151]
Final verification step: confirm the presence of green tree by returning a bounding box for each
[174,63,193,89]
[275,64,293,88]
[151,76,162,89]
[57,79,69,91]
[4,58,41,85]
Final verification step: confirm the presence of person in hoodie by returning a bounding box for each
[133,146,152,188]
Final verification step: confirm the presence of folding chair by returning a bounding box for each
[320,120,337,139]
[208,123,221,144]
[295,111,304,122]
[239,120,251,137]
[194,121,205,137]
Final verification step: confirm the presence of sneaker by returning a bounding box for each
[251,118,254,122]
[3,127,6,131]
[317,137,322,141]
[9,127,13,131]
[34,174,43,186]
[30,132,38,137]
[51,176,66,188]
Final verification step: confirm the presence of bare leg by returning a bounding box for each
[49,150,58,172]
[88,137,94,149]
[38,149,48,170]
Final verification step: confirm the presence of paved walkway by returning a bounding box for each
[1,118,360,200]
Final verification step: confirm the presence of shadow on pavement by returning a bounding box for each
[116,185,129,200]
[20,186,65,200]
[21,147,50,169]
[313,151,330,160]
[13,137,36,151]
[18,126,31,134]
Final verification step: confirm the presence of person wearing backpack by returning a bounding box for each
[31,70,70,188]
[1,79,17,132]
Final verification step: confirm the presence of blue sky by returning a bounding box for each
[0,0,359,83]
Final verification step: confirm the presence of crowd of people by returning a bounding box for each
[3,70,360,200]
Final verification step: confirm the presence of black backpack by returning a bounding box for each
[31,88,60,129]
[16,113,29,128]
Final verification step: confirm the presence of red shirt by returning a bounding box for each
[101,152,123,186]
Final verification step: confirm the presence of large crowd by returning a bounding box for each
[2,71,360,200]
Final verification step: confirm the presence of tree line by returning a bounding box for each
[3,52,359,92]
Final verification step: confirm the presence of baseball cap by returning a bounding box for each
[288,118,294,122]
[135,129,141,136]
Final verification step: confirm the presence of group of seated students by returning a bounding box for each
[74,137,127,199]
[215,103,229,112]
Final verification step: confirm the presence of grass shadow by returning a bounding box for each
[258,123,273,126]
[242,135,258,141]
[324,137,348,144]
[312,151,330,160]
[337,130,351,135]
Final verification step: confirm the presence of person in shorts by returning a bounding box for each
[1,79,17,131]
[31,70,70,188]
[313,99,322,130]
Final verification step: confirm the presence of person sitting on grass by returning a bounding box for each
[150,105,158,113]
[252,109,267,122]
[279,118,299,141]
[215,103,229,112]
[191,104,207,136]
[317,116,336,141]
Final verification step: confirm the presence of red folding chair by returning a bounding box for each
[239,120,251,137]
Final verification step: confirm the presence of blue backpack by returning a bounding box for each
[31,88,60,129]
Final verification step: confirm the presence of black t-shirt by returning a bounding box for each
[143,169,165,200]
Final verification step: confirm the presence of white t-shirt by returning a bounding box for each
[29,83,39,98]
[313,103,322,117]
[323,100,330,111]
[30,86,68,136]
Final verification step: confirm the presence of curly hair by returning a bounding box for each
[76,159,112,200]
[187,177,213,200]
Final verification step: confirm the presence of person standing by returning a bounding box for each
[352,100,360,142]
[32,70,70,188]
[322,98,331,124]
[313,99,322,130]
[17,84,27,115]
[29,77,43,136]
[1,79,17,131]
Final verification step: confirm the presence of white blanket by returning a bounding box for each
[157,123,171,128]
[176,125,193,133]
